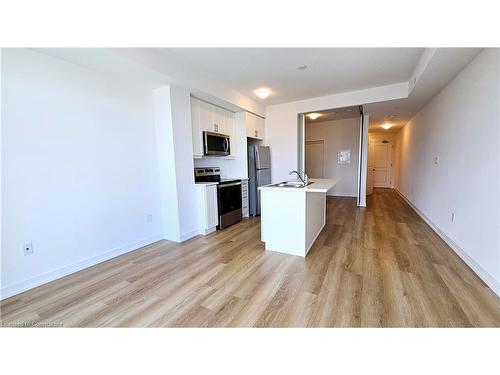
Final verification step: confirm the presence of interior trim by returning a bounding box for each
[393,188,500,297]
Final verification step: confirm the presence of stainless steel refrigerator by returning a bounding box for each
[248,145,271,216]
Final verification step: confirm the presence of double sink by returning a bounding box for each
[270,181,314,188]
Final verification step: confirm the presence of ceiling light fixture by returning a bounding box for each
[307,113,322,120]
[254,88,271,99]
[382,123,393,130]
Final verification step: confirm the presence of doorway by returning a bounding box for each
[299,106,366,203]
[305,140,324,178]
[369,140,393,188]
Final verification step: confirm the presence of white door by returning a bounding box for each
[305,141,324,178]
[213,106,225,134]
[373,142,392,188]
[254,116,264,139]
[199,100,214,133]
[190,98,204,157]
[224,110,236,156]
[367,142,374,195]
[206,185,219,229]
[245,112,255,138]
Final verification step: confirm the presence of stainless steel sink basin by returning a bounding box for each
[271,181,314,188]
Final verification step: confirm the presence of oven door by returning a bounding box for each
[217,181,242,229]
[203,131,230,156]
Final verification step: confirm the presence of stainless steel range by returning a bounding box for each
[194,168,242,230]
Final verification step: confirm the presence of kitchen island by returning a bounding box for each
[258,178,338,257]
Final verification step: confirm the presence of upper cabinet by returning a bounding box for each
[254,116,264,140]
[191,97,236,158]
[243,112,265,140]
[191,98,204,158]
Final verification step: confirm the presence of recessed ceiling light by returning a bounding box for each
[297,64,307,70]
[382,123,393,130]
[307,113,322,120]
[254,88,271,99]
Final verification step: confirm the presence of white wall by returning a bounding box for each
[153,85,198,242]
[395,49,500,295]
[35,48,266,117]
[1,49,162,298]
[305,118,360,196]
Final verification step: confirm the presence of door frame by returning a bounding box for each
[370,139,393,188]
[305,140,325,178]
[297,109,368,207]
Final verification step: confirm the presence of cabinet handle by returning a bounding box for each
[255,130,258,137]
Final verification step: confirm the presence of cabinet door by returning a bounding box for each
[224,110,236,156]
[245,113,255,138]
[190,98,203,157]
[214,106,225,134]
[254,116,264,139]
[199,100,214,132]
[206,185,219,229]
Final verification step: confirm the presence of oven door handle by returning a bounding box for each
[219,181,241,188]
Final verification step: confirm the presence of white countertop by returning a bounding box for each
[195,182,219,187]
[258,178,338,193]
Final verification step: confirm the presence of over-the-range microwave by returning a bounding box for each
[203,131,231,156]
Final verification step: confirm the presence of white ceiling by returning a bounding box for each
[160,48,424,105]
[305,106,360,123]
[365,48,482,133]
[36,48,483,133]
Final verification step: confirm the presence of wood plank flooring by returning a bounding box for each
[1,188,499,327]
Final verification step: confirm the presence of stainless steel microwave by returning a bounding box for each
[203,131,230,156]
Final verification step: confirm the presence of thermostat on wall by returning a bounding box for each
[338,149,351,164]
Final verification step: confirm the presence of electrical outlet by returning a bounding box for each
[434,156,439,165]
[451,213,455,223]
[146,214,153,223]
[23,242,33,255]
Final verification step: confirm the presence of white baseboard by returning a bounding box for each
[178,229,199,242]
[327,192,358,197]
[0,234,163,300]
[394,188,500,297]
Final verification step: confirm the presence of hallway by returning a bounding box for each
[1,189,499,327]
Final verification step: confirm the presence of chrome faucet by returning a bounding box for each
[289,170,309,185]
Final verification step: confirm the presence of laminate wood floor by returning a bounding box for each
[1,189,499,327]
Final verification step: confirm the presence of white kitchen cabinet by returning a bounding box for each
[254,116,264,140]
[199,99,215,133]
[191,97,236,158]
[224,110,236,157]
[191,97,204,157]
[214,106,225,134]
[244,112,255,138]
[195,183,219,235]
[241,112,264,140]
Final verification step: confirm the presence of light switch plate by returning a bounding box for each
[338,149,351,164]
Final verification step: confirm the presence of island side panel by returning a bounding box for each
[260,189,306,256]
[304,191,327,255]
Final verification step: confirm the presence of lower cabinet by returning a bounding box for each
[195,184,219,235]
[241,179,249,217]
